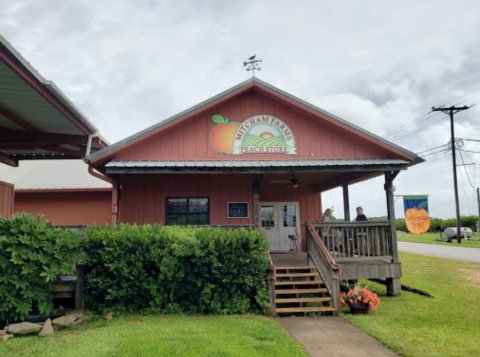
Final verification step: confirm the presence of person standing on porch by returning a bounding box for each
[351,206,368,251]
[355,207,368,222]
[322,208,343,251]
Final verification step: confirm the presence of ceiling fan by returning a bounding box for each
[286,175,309,189]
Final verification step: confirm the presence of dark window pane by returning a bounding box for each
[189,198,208,213]
[189,213,209,225]
[166,214,187,226]
[166,199,188,214]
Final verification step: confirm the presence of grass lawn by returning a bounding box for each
[344,251,480,357]
[0,315,306,357]
[397,232,480,248]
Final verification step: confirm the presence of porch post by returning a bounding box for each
[385,171,401,296]
[342,183,350,221]
[252,174,262,226]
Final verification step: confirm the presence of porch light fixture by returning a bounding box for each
[291,183,300,189]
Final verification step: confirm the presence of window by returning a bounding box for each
[282,204,297,227]
[165,197,209,226]
[261,205,275,228]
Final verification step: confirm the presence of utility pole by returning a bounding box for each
[477,188,480,233]
[432,106,470,243]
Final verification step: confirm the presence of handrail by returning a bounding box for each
[308,221,390,226]
[256,223,276,282]
[307,223,342,281]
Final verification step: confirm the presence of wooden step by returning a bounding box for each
[276,266,313,270]
[275,297,332,303]
[276,307,336,313]
[275,280,324,286]
[275,288,328,294]
[276,273,319,278]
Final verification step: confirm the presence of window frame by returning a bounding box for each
[165,197,210,226]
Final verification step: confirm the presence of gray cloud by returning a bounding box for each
[1,0,480,219]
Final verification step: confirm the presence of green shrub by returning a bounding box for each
[460,215,479,231]
[0,213,86,325]
[85,224,270,316]
[440,218,457,231]
[395,219,406,232]
[428,218,443,232]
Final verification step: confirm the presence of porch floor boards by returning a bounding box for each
[270,252,308,267]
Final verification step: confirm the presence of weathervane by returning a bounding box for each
[243,54,262,77]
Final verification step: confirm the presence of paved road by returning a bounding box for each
[398,241,480,263]
[278,317,398,357]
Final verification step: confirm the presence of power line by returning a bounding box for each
[458,149,480,154]
[459,138,480,143]
[392,100,479,142]
[385,90,480,139]
[384,90,480,140]
[458,150,477,192]
[417,143,449,154]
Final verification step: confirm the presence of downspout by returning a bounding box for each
[85,133,98,157]
[87,164,118,226]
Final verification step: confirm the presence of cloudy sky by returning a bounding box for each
[2,0,480,219]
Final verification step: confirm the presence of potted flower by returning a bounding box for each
[340,286,380,314]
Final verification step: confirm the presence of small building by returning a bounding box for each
[0,160,112,226]
[86,77,423,312]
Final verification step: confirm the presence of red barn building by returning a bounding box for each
[86,78,423,308]
[0,160,112,226]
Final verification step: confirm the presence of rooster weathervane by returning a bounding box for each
[243,54,262,77]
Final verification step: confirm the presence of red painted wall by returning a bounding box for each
[118,173,322,250]
[119,174,253,225]
[14,191,111,226]
[114,91,393,162]
[0,180,14,219]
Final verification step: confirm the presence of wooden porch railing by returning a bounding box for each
[308,221,394,262]
[306,224,342,312]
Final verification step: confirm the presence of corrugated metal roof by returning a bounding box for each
[0,35,107,139]
[87,77,421,163]
[106,159,409,168]
[0,160,112,190]
[0,35,109,162]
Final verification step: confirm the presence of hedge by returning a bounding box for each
[85,224,270,315]
[0,213,86,325]
[396,215,478,233]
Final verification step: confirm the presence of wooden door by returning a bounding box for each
[260,203,281,252]
[260,202,301,252]
[278,202,301,251]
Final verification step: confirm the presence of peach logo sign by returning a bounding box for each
[209,114,297,155]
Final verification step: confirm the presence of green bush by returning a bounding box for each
[85,224,270,316]
[460,215,479,231]
[395,219,406,232]
[397,215,479,233]
[428,218,443,232]
[0,213,86,325]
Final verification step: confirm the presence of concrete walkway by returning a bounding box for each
[398,241,480,263]
[277,317,398,357]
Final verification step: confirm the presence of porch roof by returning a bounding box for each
[105,158,411,174]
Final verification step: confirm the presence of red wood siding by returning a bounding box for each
[118,173,322,251]
[119,174,253,225]
[14,191,111,226]
[114,91,392,162]
[0,180,14,219]
[259,186,322,251]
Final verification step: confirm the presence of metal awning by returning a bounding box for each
[105,159,411,174]
[0,35,108,166]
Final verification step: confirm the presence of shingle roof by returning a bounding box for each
[86,77,421,163]
[0,160,112,190]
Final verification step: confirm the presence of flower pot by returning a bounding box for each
[349,302,370,315]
